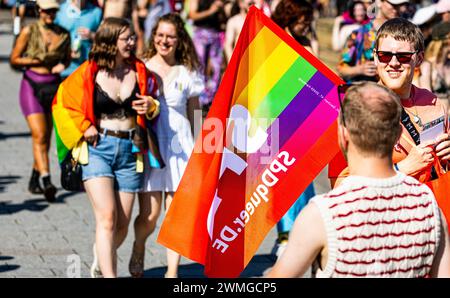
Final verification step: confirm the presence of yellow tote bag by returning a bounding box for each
[71,140,88,165]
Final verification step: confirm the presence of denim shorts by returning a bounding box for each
[81,133,143,192]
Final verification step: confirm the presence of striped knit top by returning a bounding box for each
[312,172,442,278]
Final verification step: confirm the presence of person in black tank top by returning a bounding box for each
[77,18,159,278]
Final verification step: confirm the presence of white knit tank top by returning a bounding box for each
[312,173,441,278]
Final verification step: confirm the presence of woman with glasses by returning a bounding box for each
[10,0,71,202]
[129,13,204,278]
[52,17,160,278]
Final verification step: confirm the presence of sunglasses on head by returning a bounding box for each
[375,50,418,64]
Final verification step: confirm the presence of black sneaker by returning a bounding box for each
[28,169,43,194]
[41,175,57,203]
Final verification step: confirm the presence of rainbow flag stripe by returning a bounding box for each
[157,7,344,277]
[52,62,96,163]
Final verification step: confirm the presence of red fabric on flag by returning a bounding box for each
[157,7,343,277]
[157,7,265,267]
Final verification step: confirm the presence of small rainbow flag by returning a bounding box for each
[157,7,344,277]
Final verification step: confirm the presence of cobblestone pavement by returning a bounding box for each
[0,9,331,278]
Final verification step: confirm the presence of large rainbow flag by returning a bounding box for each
[157,7,344,277]
[52,59,163,168]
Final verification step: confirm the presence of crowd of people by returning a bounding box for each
[3,0,450,277]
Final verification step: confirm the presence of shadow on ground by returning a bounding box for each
[0,190,82,214]
[0,198,49,215]
[143,254,276,278]
[0,131,31,141]
[0,256,20,273]
[53,190,84,203]
[0,265,20,273]
[0,175,20,193]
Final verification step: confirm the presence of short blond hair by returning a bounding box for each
[375,18,425,52]
[342,82,402,157]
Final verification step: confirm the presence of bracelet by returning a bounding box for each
[394,163,399,171]
[145,99,160,120]
[147,101,157,114]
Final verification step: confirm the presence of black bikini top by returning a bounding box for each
[94,82,140,119]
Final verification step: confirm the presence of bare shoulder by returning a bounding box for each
[14,25,32,47]
[21,25,32,35]
[298,201,322,223]
[228,14,245,28]
[291,200,324,235]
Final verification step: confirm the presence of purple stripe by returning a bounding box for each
[277,71,335,147]
[246,74,336,173]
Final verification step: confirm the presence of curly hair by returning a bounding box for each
[271,0,313,29]
[143,13,200,72]
[89,17,134,72]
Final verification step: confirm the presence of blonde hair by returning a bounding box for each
[342,82,402,157]
[375,18,425,52]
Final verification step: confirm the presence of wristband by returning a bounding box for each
[146,99,160,120]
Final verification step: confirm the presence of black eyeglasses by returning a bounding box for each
[338,83,353,127]
[375,50,418,64]
[118,35,137,43]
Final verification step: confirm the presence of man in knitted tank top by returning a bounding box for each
[266,82,450,278]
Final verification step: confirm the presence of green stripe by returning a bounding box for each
[253,56,317,129]
[53,115,70,163]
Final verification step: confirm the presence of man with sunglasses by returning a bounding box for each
[337,0,409,83]
[375,18,450,182]
[267,82,450,278]
[330,18,450,187]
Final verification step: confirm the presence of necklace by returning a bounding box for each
[407,88,422,127]
[412,109,422,127]
[410,100,422,127]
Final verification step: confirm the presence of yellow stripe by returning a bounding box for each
[236,41,299,114]
[231,26,282,105]
[53,87,83,149]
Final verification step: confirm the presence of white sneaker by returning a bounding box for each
[90,244,103,278]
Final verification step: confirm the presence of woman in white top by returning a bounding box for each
[129,13,204,278]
